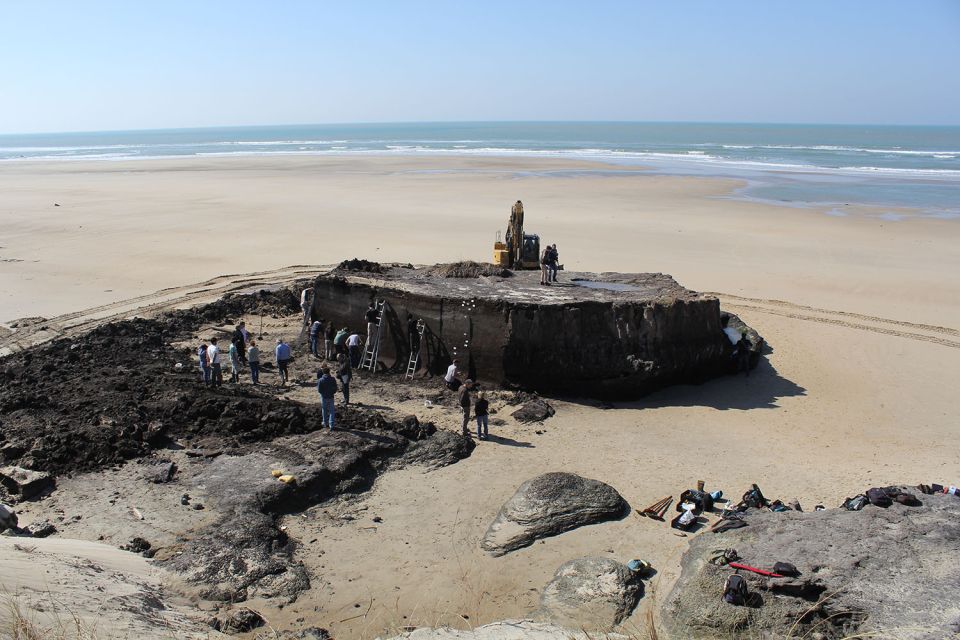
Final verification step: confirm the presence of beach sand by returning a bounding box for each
[1,155,958,637]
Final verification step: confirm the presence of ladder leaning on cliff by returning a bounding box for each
[360,300,388,371]
[405,319,426,380]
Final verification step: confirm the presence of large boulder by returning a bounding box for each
[0,465,53,499]
[533,557,642,629]
[380,621,628,639]
[481,473,627,556]
[663,490,960,639]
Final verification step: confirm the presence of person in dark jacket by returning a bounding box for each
[231,323,247,364]
[365,303,379,348]
[316,366,338,431]
[407,314,420,356]
[336,353,352,405]
[474,391,490,440]
[324,322,336,360]
[458,379,474,437]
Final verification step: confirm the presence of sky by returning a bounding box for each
[2,1,959,134]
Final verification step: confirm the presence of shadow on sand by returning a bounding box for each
[562,348,805,411]
[482,434,535,448]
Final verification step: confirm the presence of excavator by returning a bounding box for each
[493,200,541,269]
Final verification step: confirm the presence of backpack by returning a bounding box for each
[741,484,768,509]
[723,573,748,606]
[843,494,868,511]
[866,487,893,508]
[679,489,714,515]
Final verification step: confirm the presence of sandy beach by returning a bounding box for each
[2,154,959,637]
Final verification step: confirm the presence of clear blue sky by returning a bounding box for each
[2,1,959,133]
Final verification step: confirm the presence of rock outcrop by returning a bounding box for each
[481,473,627,555]
[161,422,473,603]
[533,557,642,629]
[663,490,960,639]
[381,621,628,640]
[310,263,763,399]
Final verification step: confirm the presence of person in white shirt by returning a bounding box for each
[207,337,223,387]
[300,288,312,328]
[444,358,462,391]
[347,332,362,367]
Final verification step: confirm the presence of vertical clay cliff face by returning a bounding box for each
[310,276,510,382]
[311,270,754,399]
[503,297,728,397]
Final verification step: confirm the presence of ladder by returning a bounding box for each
[360,300,387,371]
[404,319,426,380]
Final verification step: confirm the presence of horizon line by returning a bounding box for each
[3,119,960,137]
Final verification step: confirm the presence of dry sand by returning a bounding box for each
[1,154,959,638]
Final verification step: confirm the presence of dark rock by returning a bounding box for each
[222,607,266,632]
[147,461,176,483]
[25,520,56,538]
[663,490,960,639]
[121,537,152,554]
[0,466,54,499]
[511,398,555,423]
[481,473,628,555]
[533,557,642,629]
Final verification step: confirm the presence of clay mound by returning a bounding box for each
[663,490,960,639]
[481,472,628,556]
[335,258,386,274]
[425,261,512,278]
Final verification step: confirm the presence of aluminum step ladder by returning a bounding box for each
[360,300,387,371]
[404,319,426,380]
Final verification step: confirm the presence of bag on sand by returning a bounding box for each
[843,495,868,511]
[723,573,749,606]
[866,487,893,508]
[678,489,714,515]
[740,484,768,509]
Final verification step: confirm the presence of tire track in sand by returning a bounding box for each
[0,265,330,356]
[705,291,960,349]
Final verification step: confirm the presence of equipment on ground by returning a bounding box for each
[493,200,541,269]
[360,300,388,371]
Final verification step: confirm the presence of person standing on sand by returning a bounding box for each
[197,342,210,385]
[324,322,336,360]
[540,246,551,285]
[337,352,352,405]
[228,340,241,383]
[247,339,260,384]
[458,379,474,437]
[365,303,380,349]
[300,288,312,328]
[231,323,247,364]
[444,358,462,391]
[347,331,362,368]
[309,319,322,358]
[207,337,223,387]
[316,366,338,431]
[275,338,292,385]
[474,391,490,440]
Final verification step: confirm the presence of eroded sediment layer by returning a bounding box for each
[311,262,762,399]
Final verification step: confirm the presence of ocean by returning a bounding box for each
[1,121,958,218]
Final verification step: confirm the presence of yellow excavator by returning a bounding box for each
[493,200,541,269]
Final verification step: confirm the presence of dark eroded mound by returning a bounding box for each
[335,258,386,274]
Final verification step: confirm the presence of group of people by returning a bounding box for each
[444,359,491,440]
[540,244,560,285]
[196,322,292,387]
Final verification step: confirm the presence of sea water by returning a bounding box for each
[1,122,957,217]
